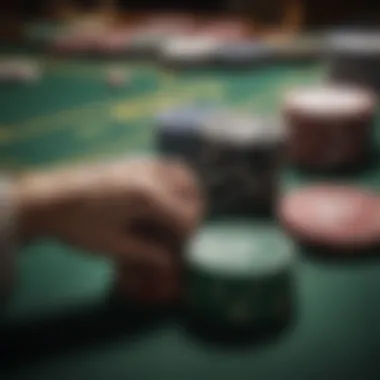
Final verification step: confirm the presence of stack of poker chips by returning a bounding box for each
[326,31,380,93]
[195,111,286,217]
[279,185,380,253]
[119,105,292,339]
[283,85,376,172]
[184,222,295,337]
[159,37,224,69]
[213,41,278,69]
[126,16,196,60]
[155,105,215,166]
[267,33,325,64]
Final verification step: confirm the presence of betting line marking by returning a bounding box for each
[0,62,152,141]
[2,65,323,167]
[0,126,14,143]
[19,80,225,166]
[110,80,224,122]
[3,78,223,144]
[75,81,224,143]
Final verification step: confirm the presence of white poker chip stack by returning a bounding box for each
[126,25,178,58]
[127,33,167,59]
[160,36,223,67]
[127,17,195,59]
[326,31,380,92]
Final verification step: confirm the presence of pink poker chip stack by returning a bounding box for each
[195,20,249,42]
[96,28,133,56]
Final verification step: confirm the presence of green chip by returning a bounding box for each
[184,221,295,330]
[186,221,294,278]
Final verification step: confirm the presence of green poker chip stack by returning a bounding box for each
[184,221,295,332]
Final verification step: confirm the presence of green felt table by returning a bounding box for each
[1,52,380,380]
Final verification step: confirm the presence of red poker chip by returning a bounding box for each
[283,85,376,171]
[95,28,133,55]
[278,185,380,250]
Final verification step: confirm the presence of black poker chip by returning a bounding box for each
[325,31,380,92]
[154,104,215,168]
[196,111,286,217]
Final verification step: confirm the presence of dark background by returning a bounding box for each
[1,0,380,27]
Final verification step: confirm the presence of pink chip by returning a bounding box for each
[278,185,380,250]
[98,30,131,55]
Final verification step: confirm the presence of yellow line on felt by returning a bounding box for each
[8,79,222,144]
[110,81,223,121]
[9,66,322,163]
[8,91,152,143]
[158,71,177,88]
[0,127,14,143]
[71,117,110,140]
[12,101,109,133]
[15,80,224,166]
[6,64,151,140]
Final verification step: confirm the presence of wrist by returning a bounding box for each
[0,175,17,296]
[13,171,63,241]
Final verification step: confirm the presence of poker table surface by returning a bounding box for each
[1,48,380,380]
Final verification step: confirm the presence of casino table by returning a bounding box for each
[1,48,380,380]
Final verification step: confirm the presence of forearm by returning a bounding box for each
[13,172,58,242]
[0,175,18,297]
[0,171,63,296]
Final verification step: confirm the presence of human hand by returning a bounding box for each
[14,158,203,270]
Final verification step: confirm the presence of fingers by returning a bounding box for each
[158,160,201,199]
[106,233,173,270]
[112,157,203,209]
[147,185,203,240]
[148,160,204,236]
[59,158,204,268]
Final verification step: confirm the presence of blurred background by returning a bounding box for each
[1,0,380,32]
[1,1,380,379]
